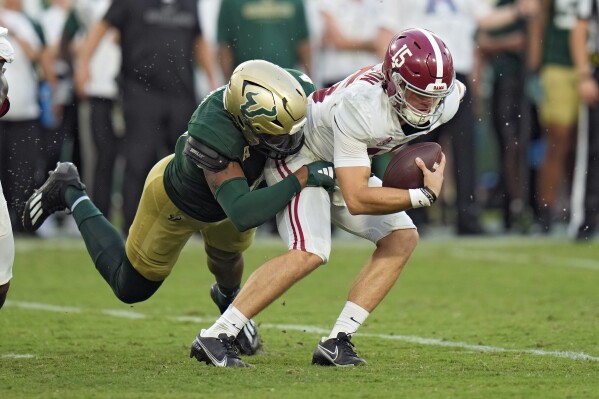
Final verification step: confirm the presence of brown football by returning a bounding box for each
[382,142,443,189]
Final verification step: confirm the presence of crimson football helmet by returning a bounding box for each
[382,28,455,128]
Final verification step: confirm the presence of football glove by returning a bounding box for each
[305,161,335,191]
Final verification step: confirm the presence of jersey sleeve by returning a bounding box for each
[577,0,594,19]
[103,0,128,29]
[332,95,374,169]
[186,90,236,158]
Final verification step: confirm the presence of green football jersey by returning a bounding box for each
[163,69,315,222]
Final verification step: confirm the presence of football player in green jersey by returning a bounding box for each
[22,60,335,355]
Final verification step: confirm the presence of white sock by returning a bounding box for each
[202,305,249,338]
[328,301,370,339]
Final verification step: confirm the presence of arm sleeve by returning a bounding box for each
[577,0,593,19]
[215,175,302,231]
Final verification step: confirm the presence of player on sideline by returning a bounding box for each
[0,27,15,310]
[21,60,336,355]
[190,28,459,367]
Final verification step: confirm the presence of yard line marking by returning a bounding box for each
[8,301,599,362]
[366,333,599,361]
[101,309,146,319]
[6,301,81,313]
[448,249,599,271]
[1,354,35,359]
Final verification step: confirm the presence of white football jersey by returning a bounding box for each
[303,63,464,168]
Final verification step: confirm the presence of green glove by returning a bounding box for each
[306,161,336,191]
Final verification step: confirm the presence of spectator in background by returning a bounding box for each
[38,0,78,170]
[0,26,15,309]
[308,0,389,89]
[477,0,540,233]
[196,0,224,98]
[529,0,579,233]
[75,0,217,235]
[0,0,43,234]
[216,0,311,78]
[35,0,84,237]
[63,0,121,221]
[570,0,599,240]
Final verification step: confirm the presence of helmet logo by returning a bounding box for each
[426,83,448,92]
[241,91,277,119]
[391,44,413,69]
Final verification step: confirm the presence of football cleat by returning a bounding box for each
[236,319,261,356]
[189,331,250,367]
[22,162,85,232]
[311,332,367,367]
[210,283,261,356]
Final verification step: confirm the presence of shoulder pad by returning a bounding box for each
[183,136,230,172]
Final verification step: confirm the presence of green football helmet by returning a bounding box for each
[224,59,307,159]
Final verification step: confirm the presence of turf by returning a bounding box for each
[1,236,598,398]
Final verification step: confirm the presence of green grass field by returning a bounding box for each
[1,236,598,398]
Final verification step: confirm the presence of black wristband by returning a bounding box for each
[421,186,437,204]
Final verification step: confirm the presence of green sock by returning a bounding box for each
[65,186,102,227]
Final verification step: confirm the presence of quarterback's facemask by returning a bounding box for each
[0,61,9,118]
[224,59,307,160]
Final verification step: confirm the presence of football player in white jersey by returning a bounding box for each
[0,27,15,309]
[191,28,463,367]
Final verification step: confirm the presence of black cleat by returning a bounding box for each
[210,283,261,355]
[312,332,367,367]
[22,162,85,232]
[189,331,250,367]
[236,319,261,356]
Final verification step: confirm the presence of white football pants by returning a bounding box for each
[264,150,415,263]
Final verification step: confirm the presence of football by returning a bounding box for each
[382,142,443,189]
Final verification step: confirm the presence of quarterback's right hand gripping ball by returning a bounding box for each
[382,142,443,189]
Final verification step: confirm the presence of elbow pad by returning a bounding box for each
[183,136,229,172]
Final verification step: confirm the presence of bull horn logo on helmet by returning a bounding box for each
[241,91,277,119]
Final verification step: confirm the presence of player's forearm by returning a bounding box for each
[217,45,234,79]
[78,21,110,66]
[570,20,591,78]
[216,176,301,231]
[7,33,38,61]
[297,40,312,76]
[343,186,413,215]
[195,37,218,90]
